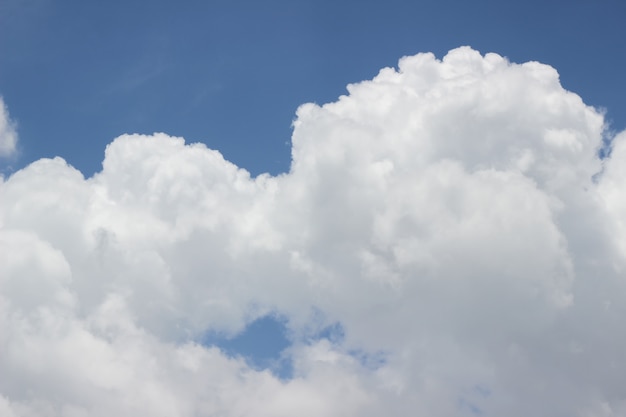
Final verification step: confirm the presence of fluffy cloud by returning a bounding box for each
[2,46,626,416]
[0,97,18,158]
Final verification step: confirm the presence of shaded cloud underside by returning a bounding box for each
[2,47,626,416]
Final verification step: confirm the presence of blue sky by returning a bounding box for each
[3,1,626,415]
[1,0,625,177]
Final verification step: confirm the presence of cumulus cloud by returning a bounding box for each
[0,97,18,158]
[2,46,626,416]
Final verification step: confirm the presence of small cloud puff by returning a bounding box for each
[0,97,18,158]
[1,47,625,417]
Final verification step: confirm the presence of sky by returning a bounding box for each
[1,0,625,176]
[2,1,626,416]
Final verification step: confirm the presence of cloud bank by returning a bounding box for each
[0,97,18,158]
[2,47,626,416]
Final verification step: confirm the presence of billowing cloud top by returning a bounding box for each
[2,47,626,416]
[0,97,18,158]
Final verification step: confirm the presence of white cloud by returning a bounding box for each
[1,46,626,416]
[0,97,18,158]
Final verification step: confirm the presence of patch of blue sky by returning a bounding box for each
[473,384,491,398]
[203,314,387,379]
[347,348,388,370]
[456,384,492,416]
[306,320,345,344]
[203,314,293,379]
[457,397,483,416]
